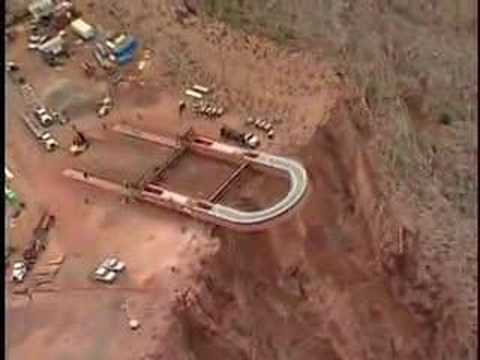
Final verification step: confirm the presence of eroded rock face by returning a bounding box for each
[158,99,474,360]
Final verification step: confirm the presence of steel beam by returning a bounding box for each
[207,162,248,203]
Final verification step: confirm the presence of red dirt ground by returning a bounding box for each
[6,2,475,360]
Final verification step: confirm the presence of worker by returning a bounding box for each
[178,100,186,116]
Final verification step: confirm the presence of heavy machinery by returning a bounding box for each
[6,61,19,72]
[23,213,55,270]
[33,106,54,127]
[69,125,89,155]
[220,126,260,149]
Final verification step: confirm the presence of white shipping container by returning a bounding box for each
[192,84,210,94]
[185,89,203,99]
[5,167,13,180]
[71,19,95,40]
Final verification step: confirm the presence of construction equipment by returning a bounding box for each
[22,212,55,270]
[69,125,89,155]
[11,261,27,282]
[220,126,260,149]
[97,97,113,118]
[6,61,19,72]
[94,256,126,283]
[52,110,69,125]
[5,167,14,181]
[33,106,54,127]
[192,101,224,118]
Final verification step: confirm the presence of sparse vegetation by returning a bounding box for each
[198,1,477,357]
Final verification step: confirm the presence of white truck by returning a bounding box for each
[11,261,27,282]
[33,106,54,127]
[94,257,126,283]
[94,266,117,283]
[101,257,126,272]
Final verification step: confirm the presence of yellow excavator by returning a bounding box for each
[69,125,89,156]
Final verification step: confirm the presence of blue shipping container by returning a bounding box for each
[116,52,135,65]
[114,38,138,65]
[113,37,138,56]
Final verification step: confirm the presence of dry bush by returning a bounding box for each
[199,1,478,357]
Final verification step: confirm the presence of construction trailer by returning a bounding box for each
[70,18,95,40]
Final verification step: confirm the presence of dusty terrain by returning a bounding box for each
[6,1,477,360]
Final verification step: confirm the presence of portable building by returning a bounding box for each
[71,18,95,40]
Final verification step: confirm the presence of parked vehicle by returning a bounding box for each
[244,132,260,149]
[97,105,111,118]
[52,111,68,125]
[27,43,39,50]
[94,256,126,283]
[93,49,113,70]
[101,257,126,272]
[94,266,117,283]
[69,126,89,155]
[11,261,27,282]
[220,126,260,149]
[40,133,59,152]
[6,61,19,72]
[33,106,53,127]
[29,35,41,43]
[97,97,113,118]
